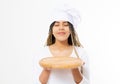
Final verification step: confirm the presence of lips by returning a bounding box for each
[57,32,66,35]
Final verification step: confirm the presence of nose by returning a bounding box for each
[59,24,64,30]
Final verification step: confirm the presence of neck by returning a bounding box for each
[54,40,69,48]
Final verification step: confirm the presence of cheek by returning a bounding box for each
[67,32,71,38]
[52,30,57,35]
[66,27,71,33]
[66,29,71,35]
[52,27,57,33]
[66,30,70,35]
[52,30,58,38]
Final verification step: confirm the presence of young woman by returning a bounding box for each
[34,6,89,84]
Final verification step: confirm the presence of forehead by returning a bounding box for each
[55,21,68,23]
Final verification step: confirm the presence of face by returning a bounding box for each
[52,21,71,42]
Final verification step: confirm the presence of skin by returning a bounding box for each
[39,20,83,84]
[39,69,51,84]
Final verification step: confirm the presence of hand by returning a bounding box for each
[43,67,52,71]
[39,68,51,84]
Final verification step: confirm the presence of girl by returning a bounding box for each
[34,6,89,84]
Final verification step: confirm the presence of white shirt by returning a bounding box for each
[33,46,89,84]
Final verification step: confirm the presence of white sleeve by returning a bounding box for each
[33,54,42,84]
[33,47,47,84]
[77,47,90,84]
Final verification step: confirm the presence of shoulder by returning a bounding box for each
[75,46,87,55]
[74,46,89,60]
[34,46,49,61]
[40,45,50,57]
[41,45,49,50]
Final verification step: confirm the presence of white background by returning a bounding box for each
[0,0,120,84]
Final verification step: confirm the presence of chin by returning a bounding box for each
[57,38,68,42]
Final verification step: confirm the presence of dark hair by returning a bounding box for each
[46,21,82,47]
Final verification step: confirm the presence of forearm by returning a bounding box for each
[72,68,83,84]
[39,69,51,84]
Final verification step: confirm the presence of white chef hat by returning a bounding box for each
[49,4,81,29]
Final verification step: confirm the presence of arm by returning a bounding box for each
[73,47,90,84]
[39,69,51,84]
[72,67,83,84]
